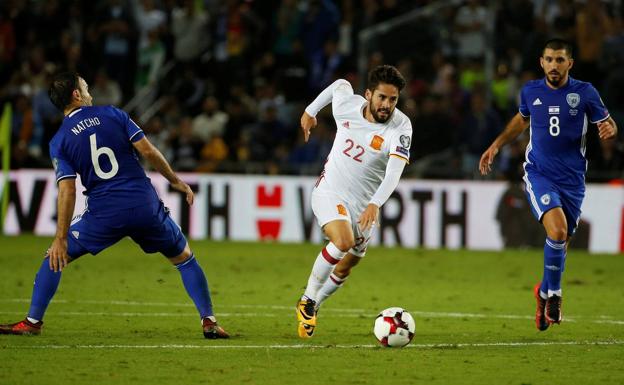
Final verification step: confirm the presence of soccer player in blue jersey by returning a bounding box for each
[479,39,618,331]
[0,72,229,339]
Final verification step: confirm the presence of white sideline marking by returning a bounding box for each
[2,299,623,325]
[4,340,624,350]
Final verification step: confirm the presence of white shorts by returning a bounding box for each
[311,189,372,257]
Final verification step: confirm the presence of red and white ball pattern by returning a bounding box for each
[373,307,416,347]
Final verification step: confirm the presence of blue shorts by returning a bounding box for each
[67,200,187,260]
[523,167,585,236]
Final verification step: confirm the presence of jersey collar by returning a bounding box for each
[66,107,82,118]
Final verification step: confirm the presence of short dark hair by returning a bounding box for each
[367,65,406,92]
[48,71,80,110]
[543,38,573,58]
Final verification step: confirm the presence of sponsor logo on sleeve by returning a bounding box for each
[370,135,384,150]
[395,146,409,156]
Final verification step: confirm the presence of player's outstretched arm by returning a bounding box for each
[48,179,76,272]
[479,112,529,175]
[302,79,353,142]
[597,117,618,140]
[133,136,194,205]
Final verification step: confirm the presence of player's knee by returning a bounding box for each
[333,238,355,252]
[168,246,192,265]
[547,226,567,241]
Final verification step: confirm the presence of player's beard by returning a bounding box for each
[369,103,392,123]
[546,71,562,87]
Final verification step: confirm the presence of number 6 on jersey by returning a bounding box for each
[89,133,119,179]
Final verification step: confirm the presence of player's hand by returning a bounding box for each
[300,111,317,143]
[597,120,617,140]
[171,180,194,205]
[358,204,379,232]
[479,145,499,175]
[48,237,69,272]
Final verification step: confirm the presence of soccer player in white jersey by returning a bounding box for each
[295,65,412,338]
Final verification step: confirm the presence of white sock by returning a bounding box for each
[316,273,347,308]
[26,317,40,324]
[303,243,346,301]
[548,289,562,297]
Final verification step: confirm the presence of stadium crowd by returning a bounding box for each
[1,0,623,181]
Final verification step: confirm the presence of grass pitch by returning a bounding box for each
[0,235,623,385]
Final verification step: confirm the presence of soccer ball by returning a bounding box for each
[373,307,416,347]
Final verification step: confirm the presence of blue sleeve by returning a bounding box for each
[49,138,77,184]
[110,106,145,142]
[584,85,610,123]
[518,86,530,117]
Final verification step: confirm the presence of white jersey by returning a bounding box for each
[315,82,412,214]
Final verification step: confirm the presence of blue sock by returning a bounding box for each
[28,258,62,321]
[544,237,566,295]
[175,254,213,319]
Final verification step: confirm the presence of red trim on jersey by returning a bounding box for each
[321,248,340,265]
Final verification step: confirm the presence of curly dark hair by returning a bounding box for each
[367,65,406,92]
[48,71,80,111]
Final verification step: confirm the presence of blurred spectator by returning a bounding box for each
[192,96,229,142]
[32,69,62,161]
[136,28,165,90]
[459,89,502,177]
[454,0,487,61]
[135,0,166,50]
[11,93,37,168]
[491,61,518,117]
[97,0,137,100]
[91,69,122,106]
[249,104,289,162]
[0,0,621,181]
[575,0,614,87]
[169,117,203,171]
[0,8,16,85]
[172,0,209,63]
[309,39,343,92]
[197,135,229,173]
[273,0,303,58]
[410,94,459,178]
[300,0,340,64]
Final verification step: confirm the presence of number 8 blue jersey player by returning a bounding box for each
[0,72,229,339]
[479,39,618,331]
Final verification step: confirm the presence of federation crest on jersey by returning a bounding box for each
[370,135,384,150]
[399,135,411,148]
[540,194,551,205]
[566,93,580,108]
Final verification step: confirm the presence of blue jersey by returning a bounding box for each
[519,77,609,187]
[49,105,160,213]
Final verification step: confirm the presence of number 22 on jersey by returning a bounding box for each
[343,139,365,162]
